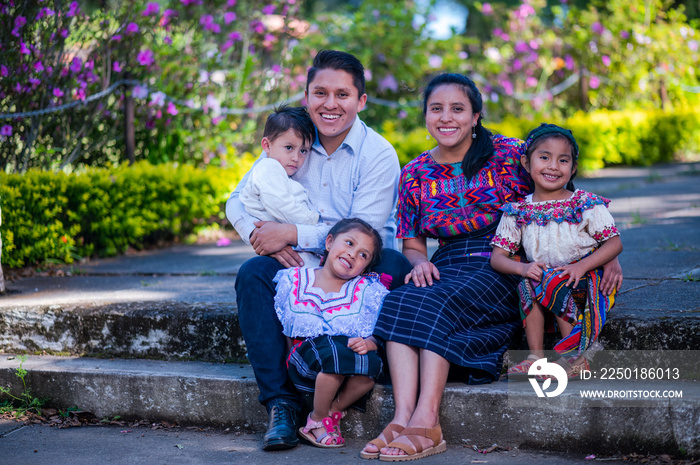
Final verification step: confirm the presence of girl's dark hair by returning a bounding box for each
[524,123,579,191]
[423,73,494,180]
[307,49,366,97]
[322,218,383,272]
[263,105,315,147]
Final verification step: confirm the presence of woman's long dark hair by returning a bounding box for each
[423,73,494,180]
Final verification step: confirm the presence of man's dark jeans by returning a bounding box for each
[235,248,411,409]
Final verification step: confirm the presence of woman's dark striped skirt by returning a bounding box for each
[373,234,521,384]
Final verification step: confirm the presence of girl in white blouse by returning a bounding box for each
[490,124,623,380]
[274,218,389,448]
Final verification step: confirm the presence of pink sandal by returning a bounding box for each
[298,413,345,448]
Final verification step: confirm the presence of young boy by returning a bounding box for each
[239,106,320,266]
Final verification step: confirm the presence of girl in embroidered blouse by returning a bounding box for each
[490,123,623,379]
[273,218,390,448]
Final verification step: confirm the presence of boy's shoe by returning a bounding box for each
[263,400,300,451]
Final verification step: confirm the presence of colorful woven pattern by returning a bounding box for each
[397,135,531,240]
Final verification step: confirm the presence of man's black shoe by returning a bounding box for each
[262,402,300,451]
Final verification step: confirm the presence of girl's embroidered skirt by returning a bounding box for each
[373,231,521,385]
[518,265,615,360]
[286,335,383,395]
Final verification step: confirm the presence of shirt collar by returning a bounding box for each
[312,117,363,157]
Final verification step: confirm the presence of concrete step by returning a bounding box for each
[0,355,697,456]
[0,296,698,360]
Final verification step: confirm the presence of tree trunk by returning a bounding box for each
[124,72,136,165]
[0,205,5,294]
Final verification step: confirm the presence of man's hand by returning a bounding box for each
[270,246,303,268]
[250,221,296,256]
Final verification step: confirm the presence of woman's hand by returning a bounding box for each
[404,260,440,287]
[600,256,623,295]
[348,337,377,355]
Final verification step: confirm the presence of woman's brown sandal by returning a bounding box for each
[360,423,405,459]
[378,425,447,462]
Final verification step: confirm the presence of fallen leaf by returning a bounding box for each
[175,444,184,449]
[585,454,596,460]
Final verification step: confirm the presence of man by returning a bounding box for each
[226,50,410,451]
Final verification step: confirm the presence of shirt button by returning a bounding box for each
[323,183,327,187]
[325,222,330,225]
[326,158,331,162]
[320,209,324,213]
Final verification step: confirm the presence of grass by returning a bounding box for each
[630,210,648,226]
[0,355,48,417]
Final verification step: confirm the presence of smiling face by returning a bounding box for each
[425,84,479,158]
[323,228,375,281]
[305,68,367,154]
[262,129,310,176]
[522,136,577,201]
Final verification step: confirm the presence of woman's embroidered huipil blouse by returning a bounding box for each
[397,135,531,239]
[273,267,389,339]
[491,189,620,267]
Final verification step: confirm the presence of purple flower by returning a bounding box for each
[220,40,234,52]
[262,4,275,14]
[512,59,522,71]
[12,16,27,36]
[620,30,630,40]
[133,86,149,99]
[589,76,600,89]
[525,76,538,87]
[500,79,514,95]
[113,61,122,72]
[227,0,236,6]
[565,54,575,70]
[37,7,55,19]
[271,64,281,73]
[67,1,80,17]
[482,3,493,15]
[137,49,155,66]
[126,22,139,35]
[0,125,12,137]
[591,22,605,35]
[689,40,699,52]
[29,77,41,87]
[166,102,178,115]
[364,69,372,81]
[112,34,122,42]
[20,42,31,55]
[602,55,611,66]
[250,20,265,34]
[200,15,221,33]
[428,55,443,69]
[164,37,172,45]
[0,65,7,76]
[180,0,203,4]
[224,12,237,24]
[398,110,407,119]
[378,74,399,93]
[143,2,159,16]
[53,87,64,98]
[514,41,529,54]
[60,29,69,38]
[70,57,82,73]
[229,31,242,41]
[34,61,44,73]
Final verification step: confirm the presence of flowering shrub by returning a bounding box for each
[0,159,254,267]
[0,0,306,173]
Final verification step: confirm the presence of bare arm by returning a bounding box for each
[491,246,547,281]
[402,237,440,287]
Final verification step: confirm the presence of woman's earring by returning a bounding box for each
[472,125,477,139]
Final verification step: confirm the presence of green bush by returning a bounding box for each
[0,159,254,268]
[386,108,700,172]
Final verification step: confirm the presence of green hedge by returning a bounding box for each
[384,108,700,172]
[0,160,253,268]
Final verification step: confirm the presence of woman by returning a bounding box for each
[362,73,619,461]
